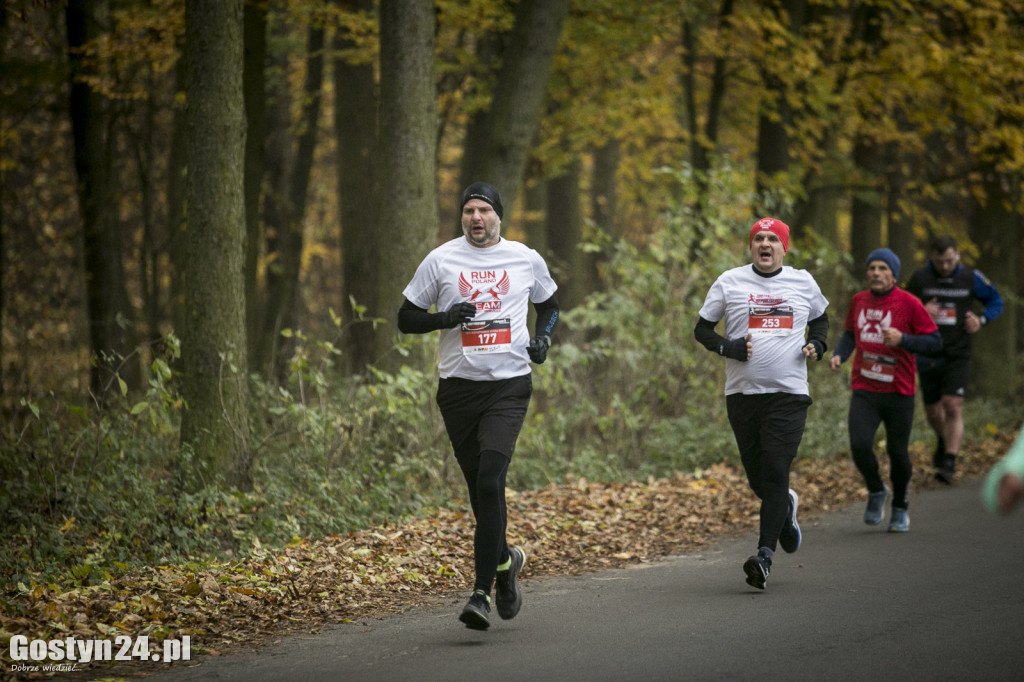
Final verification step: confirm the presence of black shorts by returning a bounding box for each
[435,374,532,467]
[918,355,970,404]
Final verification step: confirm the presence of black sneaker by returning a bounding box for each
[743,550,771,590]
[495,546,526,620]
[778,489,801,554]
[935,454,956,485]
[932,437,946,469]
[458,590,491,630]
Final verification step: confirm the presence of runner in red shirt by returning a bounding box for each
[830,248,940,532]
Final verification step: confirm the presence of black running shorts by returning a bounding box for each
[918,355,970,404]
[435,374,532,467]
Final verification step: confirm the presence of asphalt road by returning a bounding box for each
[140,479,1023,682]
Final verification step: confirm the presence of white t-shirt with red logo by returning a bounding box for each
[698,264,829,396]
[402,237,557,381]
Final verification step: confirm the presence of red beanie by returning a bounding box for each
[749,217,790,254]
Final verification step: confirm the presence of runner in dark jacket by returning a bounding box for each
[905,235,1003,484]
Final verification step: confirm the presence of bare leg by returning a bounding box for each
[940,395,964,454]
[924,401,945,442]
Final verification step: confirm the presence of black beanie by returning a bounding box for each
[460,181,503,220]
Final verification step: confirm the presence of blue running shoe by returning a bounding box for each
[779,489,801,553]
[495,546,525,620]
[888,508,910,533]
[864,486,889,525]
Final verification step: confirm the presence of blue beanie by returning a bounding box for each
[866,248,900,279]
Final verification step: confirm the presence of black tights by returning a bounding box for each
[848,390,915,509]
[459,450,511,594]
[726,393,811,552]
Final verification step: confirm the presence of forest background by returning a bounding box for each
[1,0,1022,601]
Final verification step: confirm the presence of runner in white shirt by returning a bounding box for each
[694,217,829,590]
[398,182,558,630]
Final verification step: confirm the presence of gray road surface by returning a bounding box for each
[139,479,1024,682]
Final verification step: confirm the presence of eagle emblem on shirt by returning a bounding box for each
[857,308,891,345]
[459,270,510,312]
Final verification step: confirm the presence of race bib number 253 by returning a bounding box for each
[747,307,794,335]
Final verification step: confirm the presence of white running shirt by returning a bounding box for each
[403,237,557,381]
[698,264,828,396]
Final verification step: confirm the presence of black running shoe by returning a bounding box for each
[458,590,491,630]
[495,546,526,620]
[935,454,956,485]
[932,437,946,469]
[743,551,771,590]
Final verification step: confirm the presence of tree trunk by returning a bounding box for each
[67,0,140,398]
[849,137,884,278]
[592,139,620,241]
[968,167,1018,399]
[181,0,251,491]
[375,0,438,366]
[242,0,267,368]
[460,0,570,221]
[522,178,547,254]
[260,22,324,379]
[545,158,585,310]
[167,59,189,358]
[335,0,379,375]
[886,151,915,280]
[0,7,5,397]
[755,74,791,219]
[681,0,734,255]
[756,1,807,233]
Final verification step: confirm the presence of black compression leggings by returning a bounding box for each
[726,393,811,552]
[848,390,915,509]
[459,450,511,594]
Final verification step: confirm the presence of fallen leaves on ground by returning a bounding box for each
[0,435,1012,680]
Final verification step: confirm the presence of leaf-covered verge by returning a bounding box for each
[0,434,1013,681]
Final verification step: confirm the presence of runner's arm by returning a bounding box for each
[899,329,942,354]
[973,271,1004,325]
[694,316,748,361]
[805,313,829,359]
[397,298,475,334]
[533,295,559,339]
[832,330,855,363]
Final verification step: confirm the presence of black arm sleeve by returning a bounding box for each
[900,329,943,354]
[694,316,728,353]
[397,298,443,335]
[806,313,829,359]
[533,295,559,338]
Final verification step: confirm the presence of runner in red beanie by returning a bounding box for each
[749,217,790,254]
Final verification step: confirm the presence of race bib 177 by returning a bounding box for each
[461,318,512,355]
